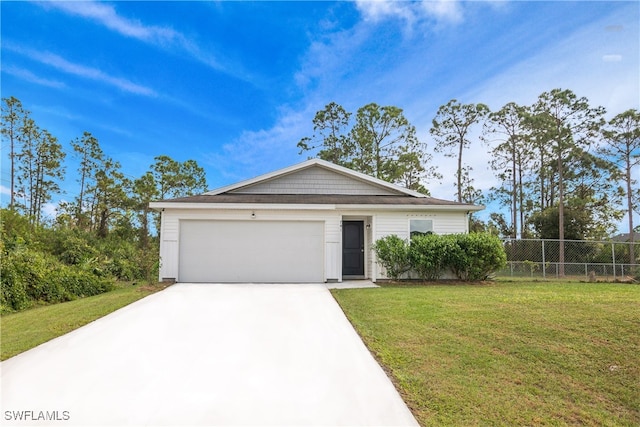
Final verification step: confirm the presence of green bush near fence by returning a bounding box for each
[373,233,507,281]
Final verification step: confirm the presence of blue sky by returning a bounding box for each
[1,1,639,231]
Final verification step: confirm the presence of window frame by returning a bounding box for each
[409,218,434,239]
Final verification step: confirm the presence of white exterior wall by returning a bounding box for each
[374,211,469,240]
[157,207,470,282]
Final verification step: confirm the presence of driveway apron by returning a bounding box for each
[1,283,418,426]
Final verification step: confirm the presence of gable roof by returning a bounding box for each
[205,158,426,197]
[150,158,483,212]
[611,232,640,242]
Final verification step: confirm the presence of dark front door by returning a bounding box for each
[342,221,364,277]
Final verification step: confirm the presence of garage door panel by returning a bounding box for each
[179,220,324,283]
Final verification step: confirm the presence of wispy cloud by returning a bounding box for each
[204,108,310,187]
[4,42,157,96]
[421,0,464,23]
[43,0,178,45]
[2,65,66,88]
[355,0,464,28]
[39,0,223,72]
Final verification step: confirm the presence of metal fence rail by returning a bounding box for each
[498,238,638,280]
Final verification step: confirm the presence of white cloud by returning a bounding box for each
[4,42,157,96]
[2,65,66,88]
[420,0,463,24]
[602,54,622,62]
[40,0,223,72]
[204,108,310,188]
[45,1,177,45]
[42,202,59,220]
[0,185,11,196]
[355,0,463,28]
[356,0,417,24]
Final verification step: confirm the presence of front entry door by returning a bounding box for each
[342,221,365,277]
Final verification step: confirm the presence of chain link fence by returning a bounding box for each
[498,239,639,281]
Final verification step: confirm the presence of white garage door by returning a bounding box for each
[179,220,324,283]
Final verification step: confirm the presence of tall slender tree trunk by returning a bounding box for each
[77,166,86,226]
[539,148,546,210]
[557,155,565,277]
[10,136,15,209]
[511,139,517,239]
[627,159,636,265]
[457,139,464,202]
[518,153,525,237]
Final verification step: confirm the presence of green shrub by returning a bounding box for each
[53,265,114,298]
[447,233,507,281]
[0,245,115,312]
[0,248,30,312]
[409,234,453,281]
[1,247,62,306]
[41,228,98,266]
[373,232,507,282]
[98,239,142,281]
[372,235,411,280]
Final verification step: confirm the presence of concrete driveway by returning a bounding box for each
[1,283,417,426]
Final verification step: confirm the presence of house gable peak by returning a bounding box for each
[204,159,427,198]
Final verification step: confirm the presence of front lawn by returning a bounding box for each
[1,283,167,360]
[332,281,640,426]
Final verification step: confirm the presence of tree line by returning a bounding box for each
[297,90,639,270]
[1,96,208,311]
[1,96,207,240]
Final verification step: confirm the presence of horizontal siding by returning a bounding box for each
[162,216,179,241]
[432,212,468,234]
[375,212,411,240]
[375,211,469,240]
[231,166,397,195]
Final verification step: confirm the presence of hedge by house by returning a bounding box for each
[373,233,507,281]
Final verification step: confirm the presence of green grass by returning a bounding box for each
[332,281,640,426]
[1,283,167,360]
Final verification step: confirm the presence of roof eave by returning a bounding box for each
[149,201,484,212]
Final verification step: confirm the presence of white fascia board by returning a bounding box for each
[149,201,484,212]
[336,204,485,212]
[149,202,337,211]
[202,158,427,198]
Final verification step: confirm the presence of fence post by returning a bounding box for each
[541,239,546,279]
[612,242,616,281]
